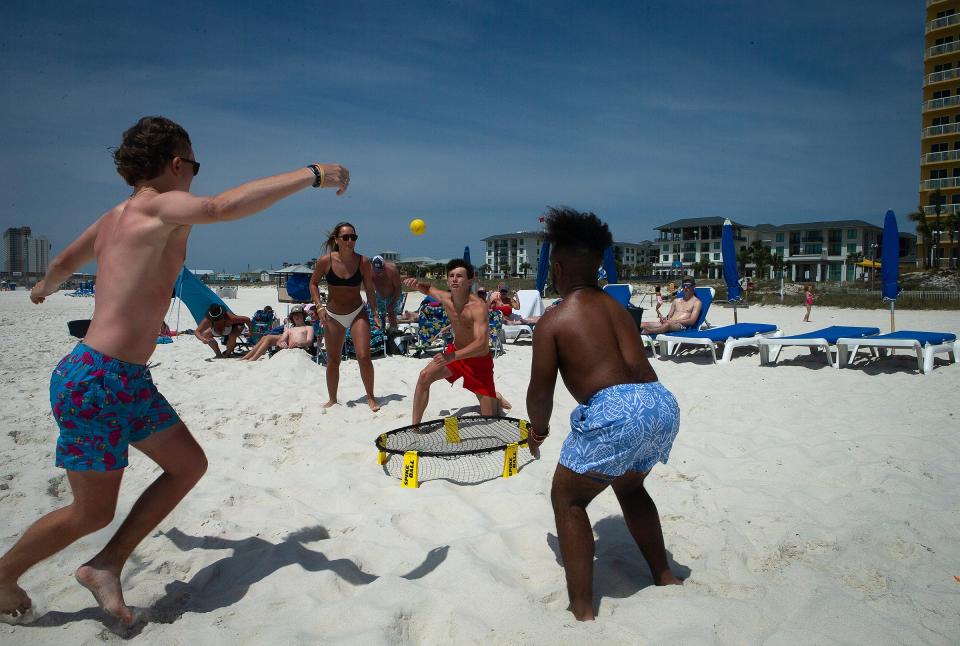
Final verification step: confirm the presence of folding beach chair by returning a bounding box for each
[835,331,959,375]
[656,322,781,364]
[759,326,880,368]
[501,289,542,343]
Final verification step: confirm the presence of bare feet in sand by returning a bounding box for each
[367,396,381,412]
[654,571,683,586]
[322,399,337,409]
[0,582,32,621]
[497,392,512,413]
[75,564,134,625]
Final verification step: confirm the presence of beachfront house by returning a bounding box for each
[653,217,753,278]
[482,231,544,278]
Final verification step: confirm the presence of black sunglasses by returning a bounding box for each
[339,234,358,241]
[175,156,200,177]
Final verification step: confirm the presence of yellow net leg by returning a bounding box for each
[444,416,461,443]
[502,442,519,478]
[401,450,420,488]
[377,434,388,465]
[519,419,529,442]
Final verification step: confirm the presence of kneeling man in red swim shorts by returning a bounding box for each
[405,260,510,424]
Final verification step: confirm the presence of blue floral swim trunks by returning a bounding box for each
[559,382,680,481]
[50,343,180,471]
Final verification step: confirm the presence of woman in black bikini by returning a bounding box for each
[310,222,382,411]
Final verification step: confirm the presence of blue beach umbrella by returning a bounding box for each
[721,219,742,323]
[881,209,901,331]
[536,241,551,295]
[601,245,618,285]
[463,245,471,267]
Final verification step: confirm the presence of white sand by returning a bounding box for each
[1,286,958,643]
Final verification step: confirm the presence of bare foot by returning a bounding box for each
[654,571,683,586]
[75,564,134,625]
[0,582,32,622]
[568,603,595,621]
[322,399,338,409]
[497,392,512,413]
[367,397,381,412]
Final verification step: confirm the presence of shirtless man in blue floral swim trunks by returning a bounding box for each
[526,207,682,622]
[0,116,349,624]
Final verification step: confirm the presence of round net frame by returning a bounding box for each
[375,416,533,486]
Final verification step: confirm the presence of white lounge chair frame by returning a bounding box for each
[836,337,960,375]
[758,336,872,369]
[657,327,782,364]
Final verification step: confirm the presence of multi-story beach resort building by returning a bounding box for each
[482,231,656,278]
[2,226,50,277]
[921,0,960,268]
[652,217,915,282]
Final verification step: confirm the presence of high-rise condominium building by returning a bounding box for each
[921,0,960,268]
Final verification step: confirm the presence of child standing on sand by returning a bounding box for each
[802,285,814,322]
[654,285,663,317]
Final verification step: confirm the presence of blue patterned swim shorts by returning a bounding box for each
[50,344,181,472]
[559,382,680,480]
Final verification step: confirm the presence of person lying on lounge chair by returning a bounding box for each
[241,305,315,361]
[640,278,701,334]
[194,304,252,358]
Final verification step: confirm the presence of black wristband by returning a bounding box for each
[307,164,323,188]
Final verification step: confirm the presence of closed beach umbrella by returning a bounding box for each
[721,219,742,323]
[602,245,618,285]
[536,240,551,295]
[881,209,901,331]
[463,245,471,266]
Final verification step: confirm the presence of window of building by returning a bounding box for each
[847,243,857,254]
[776,233,784,242]
[933,89,952,100]
[775,246,784,256]
[713,241,720,250]
[932,142,949,153]
[932,116,950,126]
[847,229,857,239]
[931,168,948,179]
[713,253,721,261]
[662,255,668,262]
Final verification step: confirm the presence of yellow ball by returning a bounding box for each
[409,218,426,235]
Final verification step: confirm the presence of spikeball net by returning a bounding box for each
[375,415,534,487]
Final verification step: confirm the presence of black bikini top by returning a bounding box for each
[326,259,362,287]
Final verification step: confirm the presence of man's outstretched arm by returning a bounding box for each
[152,164,349,227]
[31,216,103,303]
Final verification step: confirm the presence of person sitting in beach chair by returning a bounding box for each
[194,304,252,358]
[640,277,701,335]
[241,305,314,361]
[249,305,281,344]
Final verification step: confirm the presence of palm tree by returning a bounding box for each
[748,241,773,279]
[479,263,492,279]
[908,206,932,270]
[519,261,531,279]
[736,246,752,277]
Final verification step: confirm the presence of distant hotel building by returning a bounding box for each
[921,0,960,267]
[2,226,51,276]
[653,217,914,282]
[482,231,657,278]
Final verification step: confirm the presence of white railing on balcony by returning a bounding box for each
[926,13,960,33]
[928,0,950,7]
[922,149,960,163]
[927,40,960,58]
[923,203,960,215]
[920,176,960,190]
[923,94,960,111]
[922,121,960,137]
[926,67,960,84]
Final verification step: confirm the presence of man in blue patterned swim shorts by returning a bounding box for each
[0,116,351,624]
[526,207,683,622]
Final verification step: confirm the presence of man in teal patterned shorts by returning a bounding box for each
[0,116,350,624]
[526,207,682,621]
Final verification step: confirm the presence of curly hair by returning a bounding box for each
[543,206,612,256]
[112,116,192,186]
[445,258,474,279]
[323,222,356,254]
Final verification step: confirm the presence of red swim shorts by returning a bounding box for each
[444,344,496,398]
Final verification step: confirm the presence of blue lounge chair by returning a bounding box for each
[640,287,715,356]
[656,322,781,363]
[836,331,959,375]
[759,326,880,368]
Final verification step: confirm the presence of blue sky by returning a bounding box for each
[0,1,922,272]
